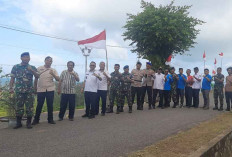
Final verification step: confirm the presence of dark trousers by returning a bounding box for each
[202,89,210,108]
[141,85,152,107]
[185,87,193,107]
[164,90,170,107]
[225,92,232,109]
[177,88,185,105]
[131,86,142,107]
[96,90,107,114]
[84,92,97,116]
[34,91,54,121]
[152,89,164,107]
[59,94,76,119]
[192,89,200,107]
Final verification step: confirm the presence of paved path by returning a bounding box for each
[0,94,225,157]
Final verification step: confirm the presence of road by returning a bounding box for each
[0,94,224,157]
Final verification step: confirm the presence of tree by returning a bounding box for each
[123,1,204,69]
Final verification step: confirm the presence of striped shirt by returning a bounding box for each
[60,70,79,94]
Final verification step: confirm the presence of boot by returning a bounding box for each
[106,106,113,113]
[129,106,132,113]
[116,107,120,114]
[14,116,22,129]
[32,118,39,125]
[26,117,33,129]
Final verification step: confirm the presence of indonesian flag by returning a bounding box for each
[165,55,172,65]
[78,30,106,50]
[203,51,206,61]
[219,52,223,57]
[212,58,217,75]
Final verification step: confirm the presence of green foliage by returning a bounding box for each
[123,0,204,69]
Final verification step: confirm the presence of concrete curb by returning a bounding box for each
[189,126,232,157]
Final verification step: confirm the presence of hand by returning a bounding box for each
[169,76,172,79]
[9,88,14,94]
[49,70,54,76]
[69,71,76,76]
[27,66,32,71]
[103,72,107,76]
[81,88,84,93]
[58,89,61,95]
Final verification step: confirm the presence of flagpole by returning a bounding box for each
[221,57,222,69]
[106,48,109,71]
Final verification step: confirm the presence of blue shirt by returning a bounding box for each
[164,74,173,90]
[202,74,212,90]
[177,74,187,89]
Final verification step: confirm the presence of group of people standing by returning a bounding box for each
[9,52,232,129]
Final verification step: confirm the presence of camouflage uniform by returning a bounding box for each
[214,74,224,109]
[11,64,37,117]
[119,72,132,108]
[170,73,178,107]
[109,71,122,108]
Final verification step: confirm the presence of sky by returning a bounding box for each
[0,0,232,81]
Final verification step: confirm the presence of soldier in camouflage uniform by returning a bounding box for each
[119,65,133,114]
[170,67,179,108]
[213,67,224,111]
[9,52,38,129]
[107,64,122,113]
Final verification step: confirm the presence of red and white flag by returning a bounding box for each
[219,52,223,57]
[212,58,217,75]
[203,51,206,61]
[78,30,106,50]
[165,55,172,65]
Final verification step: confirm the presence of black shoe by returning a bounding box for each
[226,108,230,111]
[26,117,33,129]
[48,120,56,124]
[82,114,89,118]
[161,106,165,109]
[106,107,113,113]
[218,108,223,111]
[14,116,22,129]
[88,115,95,119]
[101,113,105,116]
[152,105,156,109]
[58,118,63,121]
[32,119,39,125]
[120,107,124,112]
[148,106,152,110]
[172,105,176,108]
[69,118,74,121]
[116,107,120,114]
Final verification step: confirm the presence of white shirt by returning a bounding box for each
[192,73,202,89]
[152,73,165,90]
[84,70,99,93]
[97,70,111,90]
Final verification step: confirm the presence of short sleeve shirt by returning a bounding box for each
[84,70,99,93]
[97,70,111,91]
[177,74,187,89]
[60,70,79,94]
[214,74,224,88]
[142,69,155,87]
[152,73,165,90]
[131,69,143,87]
[202,74,212,90]
[120,72,132,91]
[11,64,37,93]
[37,66,59,92]
[164,74,173,90]
[192,73,202,89]
[110,71,122,90]
[225,75,232,92]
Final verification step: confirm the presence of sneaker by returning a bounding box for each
[69,118,74,121]
[101,113,105,116]
[58,118,63,121]
[88,115,95,119]
[32,119,39,125]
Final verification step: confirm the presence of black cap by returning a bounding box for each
[21,52,30,57]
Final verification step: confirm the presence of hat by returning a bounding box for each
[21,52,30,57]
[146,62,152,66]
[123,65,129,69]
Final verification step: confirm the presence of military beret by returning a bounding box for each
[123,65,129,69]
[21,52,30,57]
[146,62,152,66]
